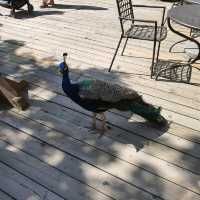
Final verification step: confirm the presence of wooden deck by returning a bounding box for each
[0,0,200,199]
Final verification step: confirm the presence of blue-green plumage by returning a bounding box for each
[61,70,113,113]
[59,54,167,130]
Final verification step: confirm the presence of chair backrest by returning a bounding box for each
[115,0,134,32]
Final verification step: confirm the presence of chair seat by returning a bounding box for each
[125,25,167,41]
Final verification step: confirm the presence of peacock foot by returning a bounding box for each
[98,125,111,138]
[88,112,111,137]
[100,126,107,135]
[86,124,98,134]
[87,125,111,136]
[91,123,96,130]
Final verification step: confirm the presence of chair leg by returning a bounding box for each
[108,35,123,72]
[150,40,157,78]
[153,40,163,78]
[156,41,161,63]
[121,38,128,56]
[189,28,192,36]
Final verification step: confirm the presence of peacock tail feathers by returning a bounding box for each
[78,79,140,103]
[129,101,166,125]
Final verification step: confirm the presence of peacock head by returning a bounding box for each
[59,53,69,74]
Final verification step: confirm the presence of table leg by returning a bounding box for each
[169,38,188,53]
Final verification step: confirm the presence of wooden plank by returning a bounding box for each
[21,93,200,164]
[44,192,67,200]
[0,162,65,200]
[1,0,194,94]
[0,59,200,132]
[0,17,117,48]
[0,31,199,103]
[1,66,200,165]
[0,141,114,200]
[0,189,16,200]
[0,1,200,200]
[1,65,200,156]
[1,111,200,199]
[0,16,198,72]
[1,19,199,81]
[1,15,200,81]
[2,48,199,126]
[0,122,161,200]
[0,9,172,52]
[0,2,194,49]
[1,58,200,162]
[0,15,176,56]
[0,149,66,200]
[25,93,200,160]
[0,163,43,200]
[29,84,200,144]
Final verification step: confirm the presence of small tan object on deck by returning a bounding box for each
[0,77,29,111]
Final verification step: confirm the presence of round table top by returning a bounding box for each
[168,5,200,30]
[184,0,200,4]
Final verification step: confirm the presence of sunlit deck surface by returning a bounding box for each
[0,0,200,199]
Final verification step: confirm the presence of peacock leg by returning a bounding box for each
[100,112,107,135]
[92,113,97,129]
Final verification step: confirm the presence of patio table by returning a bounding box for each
[168,0,200,52]
[167,5,200,64]
[153,5,200,83]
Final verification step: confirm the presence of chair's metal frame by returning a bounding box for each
[108,0,166,78]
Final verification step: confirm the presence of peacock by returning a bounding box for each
[59,53,167,135]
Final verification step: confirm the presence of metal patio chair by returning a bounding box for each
[108,0,167,78]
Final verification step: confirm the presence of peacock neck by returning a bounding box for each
[62,70,80,102]
[62,70,73,95]
[62,70,71,87]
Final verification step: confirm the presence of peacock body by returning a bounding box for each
[59,53,167,134]
[79,79,139,103]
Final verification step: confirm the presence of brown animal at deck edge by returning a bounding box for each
[0,76,29,110]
